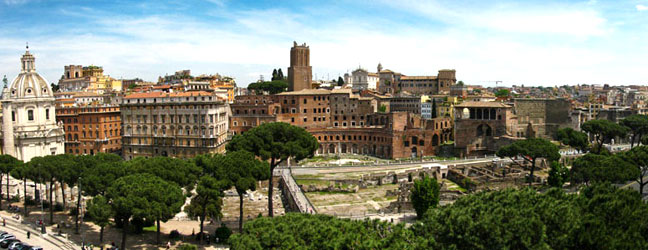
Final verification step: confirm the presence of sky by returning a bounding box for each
[1,0,648,87]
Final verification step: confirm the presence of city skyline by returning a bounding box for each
[1,0,648,87]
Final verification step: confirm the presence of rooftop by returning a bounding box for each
[276,89,331,95]
[455,101,511,108]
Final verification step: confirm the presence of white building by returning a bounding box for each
[120,91,230,160]
[1,47,65,162]
[421,101,432,119]
[345,68,379,91]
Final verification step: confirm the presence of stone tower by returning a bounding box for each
[288,41,312,91]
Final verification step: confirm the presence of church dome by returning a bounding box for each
[8,47,53,99]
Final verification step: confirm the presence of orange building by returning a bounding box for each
[56,105,122,155]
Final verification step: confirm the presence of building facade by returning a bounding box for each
[120,91,229,159]
[1,48,65,162]
[346,68,379,91]
[58,65,123,92]
[56,105,121,155]
[230,90,452,159]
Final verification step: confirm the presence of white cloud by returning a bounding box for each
[3,0,28,5]
[1,2,648,87]
[379,0,609,37]
[637,4,648,11]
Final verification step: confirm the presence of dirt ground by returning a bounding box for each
[305,184,398,216]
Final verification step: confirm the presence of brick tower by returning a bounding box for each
[288,41,312,91]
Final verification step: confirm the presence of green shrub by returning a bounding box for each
[214,223,232,243]
[178,244,197,250]
[24,196,37,206]
[169,229,181,239]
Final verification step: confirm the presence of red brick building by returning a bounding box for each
[230,89,453,159]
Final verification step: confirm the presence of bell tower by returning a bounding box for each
[288,41,312,91]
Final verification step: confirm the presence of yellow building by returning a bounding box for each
[59,65,123,92]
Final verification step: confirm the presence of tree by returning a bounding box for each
[410,176,440,219]
[457,80,464,86]
[247,80,289,95]
[581,119,628,154]
[411,184,648,249]
[107,174,183,250]
[378,104,387,113]
[186,176,224,244]
[620,146,648,197]
[128,156,201,190]
[571,153,638,185]
[74,153,121,233]
[556,127,589,152]
[431,99,437,118]
[50,83,59,92]
[337,76,344,86]
[149,180,185,245]
[216,151,270,232]
[227,122,318,217]
[87,195,112,243]
[271,69,278,81]
[229,213,419,249]
[548,161,569,188]
[620,114,648,148]
[10,163,30,217]
[277,68,284,80]
[81,161,128,197]
[496,138,560,186]
[30,154,73,224]
[0,155,21,209]
[494,89,510,98]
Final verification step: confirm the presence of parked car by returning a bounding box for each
[27,247,41,250]
[0,234,15,241]
[7,242,23,250]
[16,245,32,250]
[0,238,20,248]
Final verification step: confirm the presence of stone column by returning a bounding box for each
[2,101,15,157]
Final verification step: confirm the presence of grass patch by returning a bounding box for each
[143,225,157,232]
[314,191,352,195]
[293,174,324,179]
[443,179,467,192]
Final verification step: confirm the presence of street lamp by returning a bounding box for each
[38,170,46,234]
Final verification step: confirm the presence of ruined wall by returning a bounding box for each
[513,98,572,139]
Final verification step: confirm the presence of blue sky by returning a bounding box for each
[1,0,648,87]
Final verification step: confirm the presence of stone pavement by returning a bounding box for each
[281,169,317,214]
[0,210,79,249]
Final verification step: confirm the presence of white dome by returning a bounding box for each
[8,49,53,99]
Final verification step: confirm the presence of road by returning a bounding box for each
[283,156,503,176]
[0,211,78,249]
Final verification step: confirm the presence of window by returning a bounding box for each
[45,109,50,120]
[11,111,14,122]
[27,110,34,121]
